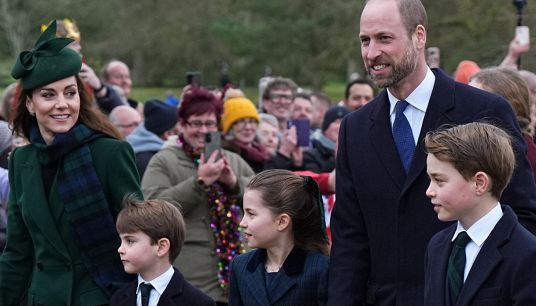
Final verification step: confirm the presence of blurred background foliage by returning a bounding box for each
[0,0,535,100]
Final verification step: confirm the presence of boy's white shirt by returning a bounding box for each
[136,265,174,306]
[451,203,503,281]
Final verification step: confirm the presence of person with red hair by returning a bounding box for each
[142,88,254,305]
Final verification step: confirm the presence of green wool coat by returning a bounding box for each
[142,145,254,303]
[0,138,142,306]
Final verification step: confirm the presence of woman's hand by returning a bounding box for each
[218,155,237,189]
[197,150,224,185]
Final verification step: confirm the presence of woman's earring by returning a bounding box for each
[29,112,35,116]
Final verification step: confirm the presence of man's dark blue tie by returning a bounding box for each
[139,282,153,306]
[447,231,471,305]
[393,100,415,173]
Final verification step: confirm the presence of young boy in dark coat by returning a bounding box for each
[110,197,215,306]
[423,122,536,306]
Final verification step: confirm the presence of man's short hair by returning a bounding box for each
[262,77,298,100]
[292,92,312,103]
[424,122,515,199]
[311,92,332,108]
[396,0,428,36]
[116,196,186,262]
[344,78,375,100]
[100,59,125,82]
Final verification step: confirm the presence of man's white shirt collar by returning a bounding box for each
[388,67,435,115]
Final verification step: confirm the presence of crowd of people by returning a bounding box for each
[1,0,536,305]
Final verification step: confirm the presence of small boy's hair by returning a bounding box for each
[116,197,186,262]
[424,122,515,199]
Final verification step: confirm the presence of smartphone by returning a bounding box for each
[288,119,310,147]
[516,26,530,46]
[186,71,202,87]
[426,47,440,68]
[204,131,221,161]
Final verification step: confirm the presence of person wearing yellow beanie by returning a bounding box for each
[222,96,260,134]
[222,93,268,173]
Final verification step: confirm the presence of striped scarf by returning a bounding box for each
[31,124,130,295]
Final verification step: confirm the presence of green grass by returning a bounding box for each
[130,87,173,103]
[323,82,346,104]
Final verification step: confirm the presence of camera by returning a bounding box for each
[186,71,202,87]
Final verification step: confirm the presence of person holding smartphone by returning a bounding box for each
[265,93,314,171]
[501,26,531,70]
[141,88,254,305]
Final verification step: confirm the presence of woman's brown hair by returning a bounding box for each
[470,67,533,136]
[12,75,121,140]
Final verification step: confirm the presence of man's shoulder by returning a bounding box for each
[452,80,498,101]
[344,93,385,124]
[430,69,503,105]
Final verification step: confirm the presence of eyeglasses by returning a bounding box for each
[116,121,140,129]
[269,94,293,104]
[233,118,258,129]
[186,120,218,129]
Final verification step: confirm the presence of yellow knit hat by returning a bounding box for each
[222,97,260,133]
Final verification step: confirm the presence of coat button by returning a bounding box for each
[36,263,43,271]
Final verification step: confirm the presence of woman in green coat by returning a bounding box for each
[0,21,142,305]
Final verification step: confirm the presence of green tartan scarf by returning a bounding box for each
[30,124,131,295]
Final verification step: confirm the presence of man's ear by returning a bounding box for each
[474,171,491,195]
[277,213,291,231]
[414,24,427,50]
[156,238,170,257]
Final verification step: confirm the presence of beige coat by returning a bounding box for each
[141,145,254,303]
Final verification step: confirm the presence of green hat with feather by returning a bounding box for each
[11,20,82,90]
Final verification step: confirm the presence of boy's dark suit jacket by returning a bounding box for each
[109,267,215,306]
[424,205,536,306]
[229,247,329,306]
[328,68,536,306]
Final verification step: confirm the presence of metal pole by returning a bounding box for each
[513,0,527,68]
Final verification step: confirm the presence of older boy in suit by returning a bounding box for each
[423,122,536,306]
[111,198,215,306]
[327,0,536,305]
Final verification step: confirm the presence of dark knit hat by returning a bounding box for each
[322,106,349,131]
[144,99,178,136]
[11,20,82,90]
